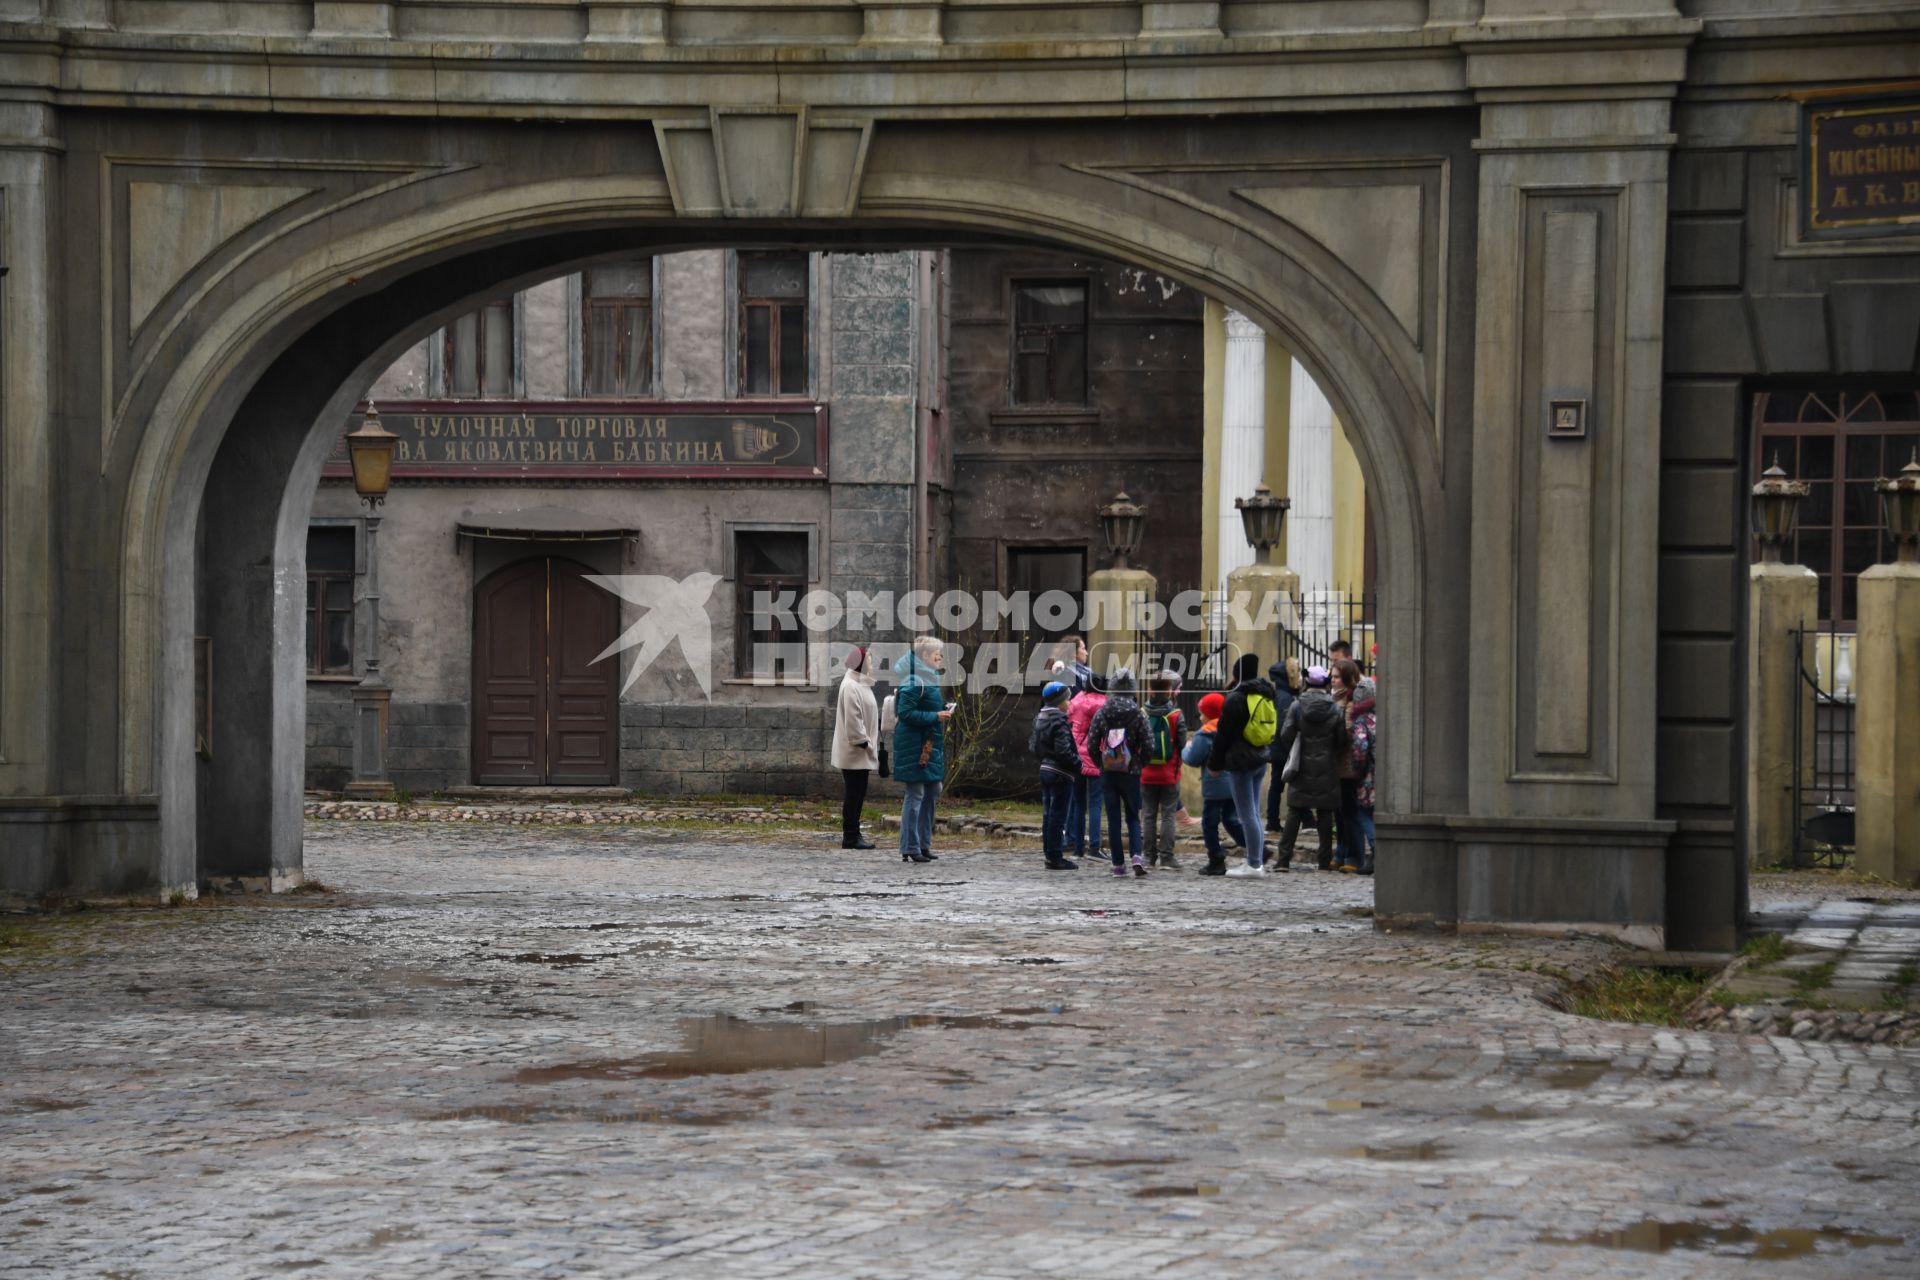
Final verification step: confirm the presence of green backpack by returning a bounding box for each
[1147,708,1177,766]
[1244,693,1278,748]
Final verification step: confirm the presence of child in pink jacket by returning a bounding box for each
[1065,680,1108,862]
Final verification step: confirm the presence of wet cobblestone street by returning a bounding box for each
[5,822,1919,1278]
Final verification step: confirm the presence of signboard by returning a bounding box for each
[323,400,827,480]
[1803,90,1920,240]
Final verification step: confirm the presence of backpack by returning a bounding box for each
[1244,693,1278,748]
[1101,727,1132,773]
[1147,708,1176,766]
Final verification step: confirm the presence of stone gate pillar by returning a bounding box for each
[1449,12,1697,947]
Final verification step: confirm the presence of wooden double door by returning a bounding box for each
[472,556,619,785]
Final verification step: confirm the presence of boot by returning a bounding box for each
[1044,854,1079,871]
[1200,855,1227,876]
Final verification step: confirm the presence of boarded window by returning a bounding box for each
[1011,281,1088,406]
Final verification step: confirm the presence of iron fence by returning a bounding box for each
[1278,588,1379,679]
[1791,623,1856,868]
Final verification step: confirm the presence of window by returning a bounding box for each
[444,298,514,398]
[306,527,355,676]
[1754,389,1920,626]
[739,253,809,396]
[1007,546,1086,645]
[735,530,809,678]
[583,263,653,397]
[1010,280,1088,406]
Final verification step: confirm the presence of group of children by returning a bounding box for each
[1029,638,1378,879]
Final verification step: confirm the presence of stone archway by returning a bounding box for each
[91,112,1465,901]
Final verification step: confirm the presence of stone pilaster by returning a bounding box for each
[1855,563,1920,886]
[1225,560,1298,680]
[1086,566,1157,682]
[1746,563,1817,868]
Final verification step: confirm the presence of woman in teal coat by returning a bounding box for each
[893,635,953,864]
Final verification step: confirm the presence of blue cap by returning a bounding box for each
[1041,681,1069,702]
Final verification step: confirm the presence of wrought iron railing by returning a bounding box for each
[1791,624,1856,868]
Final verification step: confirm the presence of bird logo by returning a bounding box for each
[585,573,723,700]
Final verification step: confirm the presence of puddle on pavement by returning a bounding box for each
[1325,1099,1385,1113]
[501,952,604,966]
[1540,1220,1905,1258]
[1342,1142,1448,1162]
[1538,1060,1612,1090]
[1132,1184,1220,1199]
[514,1010,1055,1083]
[9,1097,87,1113]
[926,1112,1012,1130]
[1471,1104,1542,1121]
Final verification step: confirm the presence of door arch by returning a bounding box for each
[472,557,620,787]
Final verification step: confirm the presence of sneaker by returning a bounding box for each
[1160,856,1183,871]
[1335,863,1357,874]
[1111,864,1130,877]
[1132,857,1148,878]
[1045,856,1079,871]
[1225,863,1268,878]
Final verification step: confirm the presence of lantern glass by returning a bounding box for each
[346,408,398,503]
[1098,491,1147,569]
[1749,458,1808,564]
[1234,483,1291,561]
[1880,453,1920,563]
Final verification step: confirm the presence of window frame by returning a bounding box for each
[736,251,812,399]
[438,295,521,399]
[1007,276,1091,408]
[1751,388,1920,629]
[730,527,814,681]
[305,524,359,679]
[580,261,658,398]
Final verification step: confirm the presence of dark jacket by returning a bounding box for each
[1029,704,1080,777]
[1086,695,1152,776]
[1267,661,1298,737]
[1277,687,1349,812]
[1210,676,1281,774]
[890,652,946,784]
[1182,721,1233,802]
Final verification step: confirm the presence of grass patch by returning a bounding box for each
[0,924,37,951]
[1793,959,1838,998]
[1567,966,1710,1028]
[288,880,335,895]
[1896,961,1919,989]
[1740,932,1794,966]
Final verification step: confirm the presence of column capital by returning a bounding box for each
[1224,309,1265,342]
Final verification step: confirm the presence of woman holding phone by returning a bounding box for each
[891,635,954,864]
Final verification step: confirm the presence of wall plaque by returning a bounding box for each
[1802,90,1920,240]
[1548,398,1586,440]
[323,400,828,480]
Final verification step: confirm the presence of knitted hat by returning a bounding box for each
[1041,681,1070,704]
[1199,691,1225,719]
[1306,665,1331,687]
[847,645,866,673]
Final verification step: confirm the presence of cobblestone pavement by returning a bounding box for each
[4,824,1919,1279]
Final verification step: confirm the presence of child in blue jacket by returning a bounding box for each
[1182,691,1245,876]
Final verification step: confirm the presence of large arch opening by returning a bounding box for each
[114,162,1457,896]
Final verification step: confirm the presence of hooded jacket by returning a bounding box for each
[1139,696,1187,786]
[1348,683,1377,810]
[1087,690,1152,776]
[1066,689,1107,778]
[1029,703,1081,776]
[1209,654,1280,774]
[889,652,947,784]
[1181,719,1233,802]
[1276,685,1349,812]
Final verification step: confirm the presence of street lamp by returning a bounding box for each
[343,402,398,800]
[1879,449,1920,565]
[1235,482,1291,566]
[1099,490,1147,570]
[1750,455,1809,565]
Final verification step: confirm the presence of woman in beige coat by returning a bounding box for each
[831,646,880,849]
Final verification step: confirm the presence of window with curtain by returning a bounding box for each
[1752,389,1920,626]
[444,298,514,397]
[583,262,653,397]
[306,527,355,676]
[1010,280,1088,406]
[739,253,809,397]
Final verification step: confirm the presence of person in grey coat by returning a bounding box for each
[1272,665,1349,870]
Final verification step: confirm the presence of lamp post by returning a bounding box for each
[1235,482,1291,566]
[343,403,398,800]
[1878,450,1920,565]
[1098,490,1147,571]
[1750,454,1809,565]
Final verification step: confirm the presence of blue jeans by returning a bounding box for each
[1226,765,1268,867]
[1067,773,1104,857]
[1202,797,1245,858]
[1101,772,1143,866]
[1358,805,1376,855]
[1039,770,1074,857]
[899,780,941,856]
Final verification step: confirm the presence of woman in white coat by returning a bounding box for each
[831,645,880,849]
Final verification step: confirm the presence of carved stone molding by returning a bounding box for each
[655,108,873,218]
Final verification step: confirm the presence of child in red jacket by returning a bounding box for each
[1140,675,1187,868]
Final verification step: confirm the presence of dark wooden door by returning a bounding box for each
[472,557,618,785]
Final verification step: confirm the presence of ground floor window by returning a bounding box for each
[735,529,810,679]
[1753,388,1920,626]
[306,526,355,675]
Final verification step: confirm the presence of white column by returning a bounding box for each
[1286,355,1336,593]
[1219,309,1267,593]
